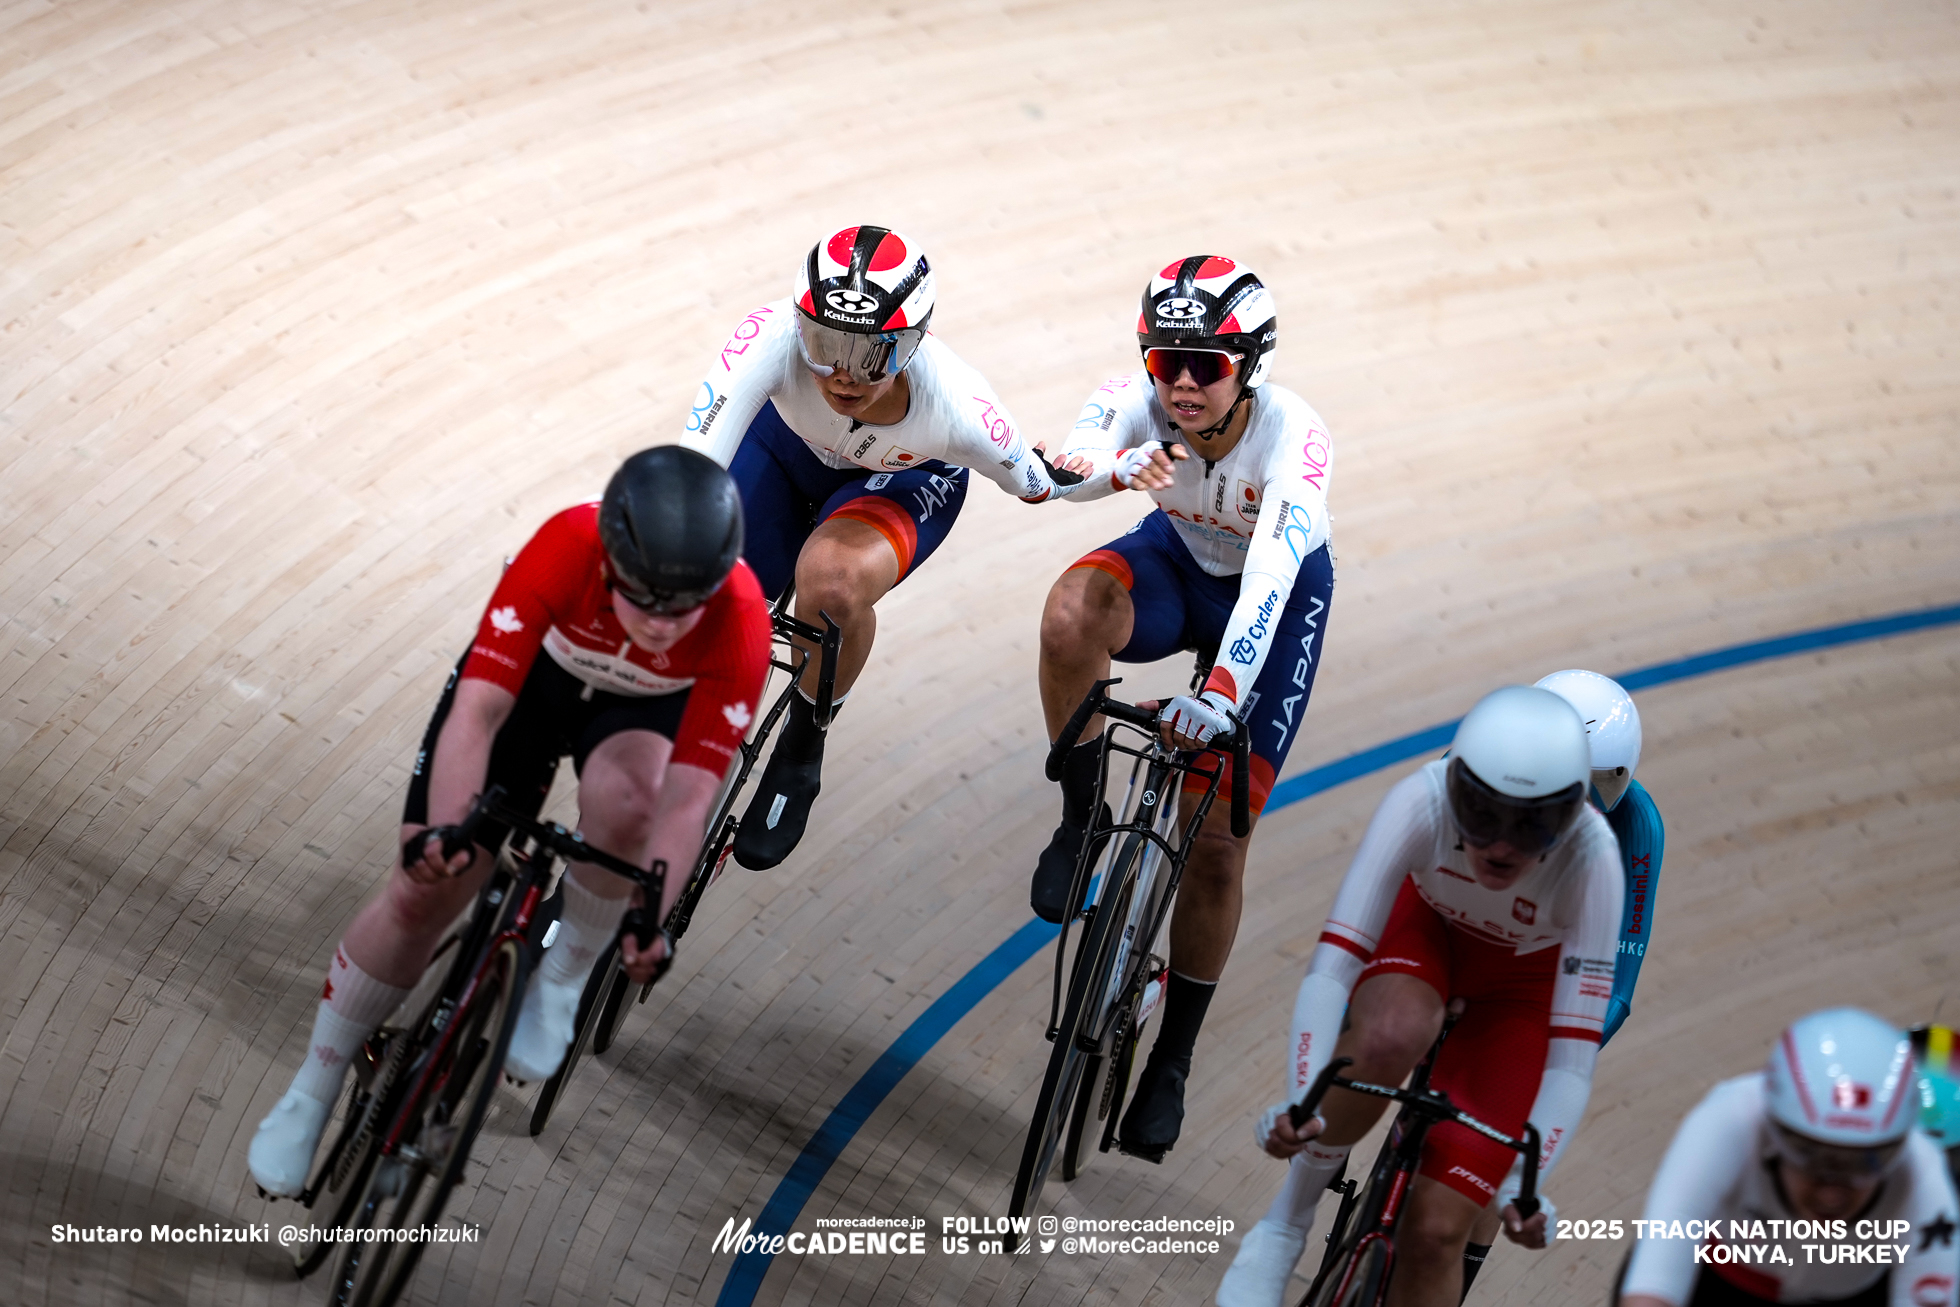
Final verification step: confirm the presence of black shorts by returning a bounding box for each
[403,652,690,849]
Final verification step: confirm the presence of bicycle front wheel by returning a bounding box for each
[529,940,621,1136]
[1009,831,1146,1220]
[1304,1232,1392,1307]
[330,936,526,1307]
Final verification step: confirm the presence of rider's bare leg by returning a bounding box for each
[1318,973,1447,1144]
[1117,799,1260,1158]
[789,516,901,699]
[735,517,899,870]
[1387,1178,1483,1307]
[1037,564,1133,738]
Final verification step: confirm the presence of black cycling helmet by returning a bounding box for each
[598,446,743,614]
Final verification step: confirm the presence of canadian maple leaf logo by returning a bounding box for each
[722,701,753,732]
[489,606,523,634]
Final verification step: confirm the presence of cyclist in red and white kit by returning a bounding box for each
[1219,686,1623,1307]
[1619,1007,1958,1307]
[247,447,770,1198]
[681,225,1087,870]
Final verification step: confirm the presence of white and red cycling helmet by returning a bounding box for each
[792,225,935,382]
[1765,1007,1915,1180]
[1137,256,1278,391]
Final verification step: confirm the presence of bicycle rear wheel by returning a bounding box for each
[329,936,526,1307]
[1009,832,1145,1220]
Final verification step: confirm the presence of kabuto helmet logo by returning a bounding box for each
[826,288,878,316]
[797,225,936,334]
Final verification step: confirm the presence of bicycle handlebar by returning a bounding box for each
[1044,679,1252,838]
[407,786,667,896]
[1286,1056,1543,1219]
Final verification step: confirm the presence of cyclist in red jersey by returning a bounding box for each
[247,448,771,1199]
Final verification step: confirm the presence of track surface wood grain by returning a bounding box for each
[2,1,1956,1303]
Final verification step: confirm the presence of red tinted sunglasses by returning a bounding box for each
[1143,347,1243,388]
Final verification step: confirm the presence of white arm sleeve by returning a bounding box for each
[1285,770,1438,1097]
[933,364,1083,503]
[1621,1079,1762,1305]
[1200,407,1333,707]
[1896,1136,1960,1307]
[679,302,794,467]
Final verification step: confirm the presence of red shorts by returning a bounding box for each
[1356,876,1559,1204]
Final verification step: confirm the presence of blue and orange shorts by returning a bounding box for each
[729,401,969,600]
[1067,509,1335,814]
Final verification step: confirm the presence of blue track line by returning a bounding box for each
[714,601,1960,1304]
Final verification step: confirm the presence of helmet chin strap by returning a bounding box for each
[1194,384,1254,440]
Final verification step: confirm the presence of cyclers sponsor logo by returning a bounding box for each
[1227,588,1280,665]
[1447,1166,1496,1196]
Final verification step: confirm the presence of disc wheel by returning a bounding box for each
[1059,1051,1103,1183]
[528,940,620,1136]
[1008,833,1144,1221]
[328,937,526,1307]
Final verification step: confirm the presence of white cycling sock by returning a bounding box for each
[291,947,409,1103]
[1268,1138,1354,1234]
[540,871,629,989]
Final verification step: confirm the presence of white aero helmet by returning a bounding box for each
[1535,669,1643,811]
[1765,1007,1915,1180]
[1446,686,1590,855]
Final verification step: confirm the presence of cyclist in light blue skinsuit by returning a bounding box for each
[1464,668,1663,1297]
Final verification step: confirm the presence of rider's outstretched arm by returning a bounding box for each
[1618,1078,1761,1306]
[1274,774,1437,1120]
[1603,780,1667,1043]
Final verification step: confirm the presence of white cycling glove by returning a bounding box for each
[1111,440,1168,489]
[1495,1178,1557,1244]
[1254,1100,1321,1153]
[1161,690,1234,746]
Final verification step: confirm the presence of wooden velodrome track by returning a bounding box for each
[3,0,1957,1303]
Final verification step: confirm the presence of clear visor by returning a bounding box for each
[1446,757,1585,855]
[1592,766,1633,812]
[1770,1122,1906,1183]
[795,313,925,383]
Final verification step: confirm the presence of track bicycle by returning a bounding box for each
[281,787,669,1307]
[526,598,841,1134]
[1007,668,1252,1222]
[1286,1006,1542,1307]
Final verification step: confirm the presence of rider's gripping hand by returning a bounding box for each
[1256,1101,1324,1159]
[1497,1185,1555,1249]
[400,825,479,884]
[1160,690,1234,750]
[1112,440,1186,491]
[619,929,674,986]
